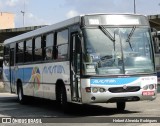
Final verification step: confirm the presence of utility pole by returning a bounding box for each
[21,11,25,26]
[21,0,25,27]
[134,0,136,14]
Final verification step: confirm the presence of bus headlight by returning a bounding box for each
[149,84,154,90]
[92,87,98,93]
[99,88,106,92]
[88,87,106,93]
[143,85,148,90]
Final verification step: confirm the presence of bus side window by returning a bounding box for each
[25,39,33,62]
[45,33,54,60]
[16,41,24,63]
[34,36,43,61]
[56,29,68,60]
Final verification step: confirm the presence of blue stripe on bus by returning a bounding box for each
[23,67,33,82]
[90,77,139,85]
[3,67,33,83]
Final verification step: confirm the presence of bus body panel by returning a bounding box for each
[3,61,71,100]
[42,61,70,100]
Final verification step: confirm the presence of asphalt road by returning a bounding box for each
[0,92,160,126]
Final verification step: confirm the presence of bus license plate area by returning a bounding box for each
[142,91,154,96]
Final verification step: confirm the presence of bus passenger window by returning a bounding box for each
[16,42,24,63]
[45,33,54,60]
[56,29,68,60]
[34,37,42,61]
[25,39,33,62]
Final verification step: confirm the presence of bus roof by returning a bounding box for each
[4,16,81,45]
[4,13,147,45]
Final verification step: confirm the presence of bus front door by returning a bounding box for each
[9,48,16,93]
[71,33,81,102]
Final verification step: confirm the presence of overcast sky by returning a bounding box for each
[1,0,160,28]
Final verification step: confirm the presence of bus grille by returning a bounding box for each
[108,86,140,93]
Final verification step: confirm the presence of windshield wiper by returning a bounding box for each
[99,25,115,42]
[126,26,136,51]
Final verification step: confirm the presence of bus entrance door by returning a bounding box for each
[71,33,81,102]
[9,48,16,93]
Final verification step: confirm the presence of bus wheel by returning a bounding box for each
[59,86,68,112]
[17,84,26,104]
[116,102,125,111]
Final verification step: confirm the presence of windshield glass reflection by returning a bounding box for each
[83,27,154,75]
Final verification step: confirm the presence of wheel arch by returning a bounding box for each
[55,79,67,100]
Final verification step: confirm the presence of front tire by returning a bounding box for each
[57,85,68,112]
[116,102,126,111]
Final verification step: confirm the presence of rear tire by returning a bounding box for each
[17,83,27,104]
[116,102,125,111]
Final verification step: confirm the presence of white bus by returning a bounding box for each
[3,14,157,111]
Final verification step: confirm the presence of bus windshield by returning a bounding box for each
[83,26,154,75]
